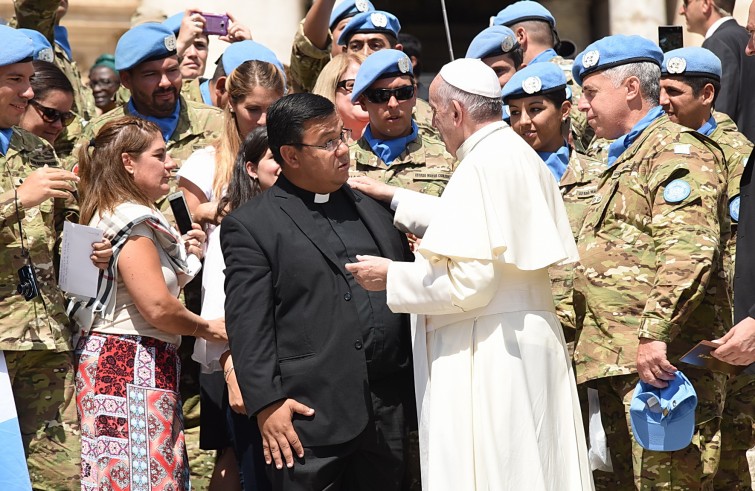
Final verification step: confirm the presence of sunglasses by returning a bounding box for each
[29,100,75,127]
[336,79,355,93]
[363,85,415,104]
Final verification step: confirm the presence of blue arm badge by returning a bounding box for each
[729,195,740,222]
[663,179,691,203]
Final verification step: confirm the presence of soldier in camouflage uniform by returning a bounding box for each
[13,0,97,159]
[658,47,755,491]
[349,50,455,199]
[73,23,224,489]
[0,27,80,490]
[571,36,731,490]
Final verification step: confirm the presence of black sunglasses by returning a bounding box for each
[363,85,415,104]
[336,79,355,93]
[29,100,75,127]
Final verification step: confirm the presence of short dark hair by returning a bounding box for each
[266,93,336,165]
[687,75,721,108]
[31,60,74,101]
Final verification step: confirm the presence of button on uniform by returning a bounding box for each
[354,340,363,350]
[344,292,352,301]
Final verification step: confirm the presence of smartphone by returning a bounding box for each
[202,13,229,36]
[658,25,683,52]
[167,191,194,235]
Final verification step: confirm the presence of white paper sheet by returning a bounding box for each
[59,221,103,298]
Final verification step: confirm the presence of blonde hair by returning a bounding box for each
[312,52,366,105]
[78,117,162,224]
[212,60,285,200]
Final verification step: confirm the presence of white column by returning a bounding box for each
[609,0,667,40]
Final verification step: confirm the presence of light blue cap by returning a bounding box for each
[163,12,184,35]
[662,47,722,80]
[492,1,556,28]
[337,10,401,46]
[115,23,177,72]
[220,40,285,78]
[0,26,34,66]
[17,28,54,63]
[330,0,375,30]
[351,49,413,102]
[502,62,567,101]
[630,371,697,452]
[572,34,663,86]
[466,26,519,60]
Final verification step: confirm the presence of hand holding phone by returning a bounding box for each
[168,191,194,236]
[202,13,229,36]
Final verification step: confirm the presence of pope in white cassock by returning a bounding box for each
[346,58,594,491]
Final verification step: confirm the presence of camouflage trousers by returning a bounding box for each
[5,349,80,491]
[580,368,726,491]
[712,374,755,490]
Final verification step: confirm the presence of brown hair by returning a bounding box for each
[78,117,162,224]
[212,60,285,200]
[312,52,366,105]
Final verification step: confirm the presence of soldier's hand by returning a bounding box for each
[177,9,205,57]
[220,12,252,43]
[17,166,78,209]
[347,176,397,204]
[345,255,391,291]
[637,338,677,388]
[257,398,314,469]
[712,316,755,366]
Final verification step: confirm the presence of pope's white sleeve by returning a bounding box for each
[386,254,497,315]
[392,189,441,238]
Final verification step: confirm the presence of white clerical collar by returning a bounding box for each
[706,16,733,39]
[314,193,330,203]
[456,121,507,161]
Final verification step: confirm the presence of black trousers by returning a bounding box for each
[267,374,414,491]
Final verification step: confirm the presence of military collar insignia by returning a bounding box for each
[371,12,388,28]
[501,35,515,52]
[398,56,411,74]
[38,47,54,63]
[666,57,687,74]
[164,34,177,52]
[355,0,371,12]
[583,50,600,69]
[522,76,542,94]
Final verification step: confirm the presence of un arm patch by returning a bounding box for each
[663,179,691,203]
[729,195,740,222]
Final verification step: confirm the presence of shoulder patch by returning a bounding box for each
[673,144,691,155]
[730,195,740,222]
[663,179,691,203]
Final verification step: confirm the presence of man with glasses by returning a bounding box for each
[221,92,416,490]
[680,0,755,140]
[349,49,455,198]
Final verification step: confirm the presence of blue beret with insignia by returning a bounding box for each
[163,12,184,36]
[0,26,34,66]
[115,23,177,72]
[337,10,401,46]
[492,1,556,28]
[466,26,520,60]
[330,0,375,31]
[17,29,55,63]
[572,34,663,86]
[221,40,285,78]
[662,47,722,81]
[502,62,567,101]
[352,49,413,102]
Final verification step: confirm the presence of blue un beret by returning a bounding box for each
[330,0,375,31]
[572,35,663,86]
[163,12,184,35]
[17,29,54,63]
[466,26,520,60]
[502,62,567,101]
[662,47,722,80]
[221,40,286,78]
[0,26,34,67]
[351,49,413,102]
[115,23,177,72]
[338,10,401,46]
[492,1,556,28]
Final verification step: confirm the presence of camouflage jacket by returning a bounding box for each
[0,128,73,352]
[289,19,332,94]
[181,78,205,105]
[349,132,456,196]
[550,148,605,335]
[572,115,731,384]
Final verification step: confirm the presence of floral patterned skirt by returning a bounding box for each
[75,333,189,491]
